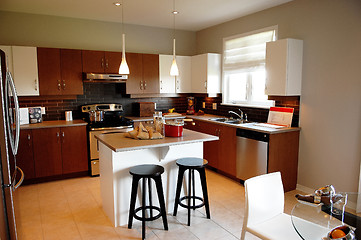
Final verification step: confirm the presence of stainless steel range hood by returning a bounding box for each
[83,73,128,82]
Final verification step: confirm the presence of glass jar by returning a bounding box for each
[153,111,165,135]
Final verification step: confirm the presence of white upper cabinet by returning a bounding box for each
[265,38,303,96]
[191,53,221,95]
[12,46,39,96]
[159,55,191,93]
[0,46,39,96]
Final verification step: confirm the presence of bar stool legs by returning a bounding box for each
[173,158,210,226]
[128,165,168,240]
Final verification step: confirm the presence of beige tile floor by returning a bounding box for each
[13,170,301,240]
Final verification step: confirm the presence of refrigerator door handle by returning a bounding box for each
[13,166,24,190]
[5,71,20,156]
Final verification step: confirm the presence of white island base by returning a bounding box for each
[99,141,204,227]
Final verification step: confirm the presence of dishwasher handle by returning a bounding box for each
[236,128,269,142]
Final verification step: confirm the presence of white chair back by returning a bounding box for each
[244,172,284,226]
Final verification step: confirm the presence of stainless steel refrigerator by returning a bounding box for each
[0,49,24,239]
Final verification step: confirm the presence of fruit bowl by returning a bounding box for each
[325,225,355,240]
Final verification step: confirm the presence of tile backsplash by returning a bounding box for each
[18,83,299,127]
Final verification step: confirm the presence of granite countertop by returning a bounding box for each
[20,120,87,130]
[95,128,218,152]
[186,114,301,134]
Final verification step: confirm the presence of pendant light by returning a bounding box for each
[118,0,130,74]
[170,0,179,76]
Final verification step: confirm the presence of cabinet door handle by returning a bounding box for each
[62,132,65,143]
[140,81,143,90]
[144,80,147,90]
[105,59,109,69]
[27,134,31,146]
[204,81,207,90]
[57,80,61,90]
[35,79,38,91]
[62,80,66,90]
[101,58,104,68]
[56,132,60,143]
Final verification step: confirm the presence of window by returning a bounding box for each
[222,26,277,108]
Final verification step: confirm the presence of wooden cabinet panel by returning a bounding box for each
[33,128,62,178]
[17,130,35,180]
[82,50,105,73]
[60,49,83,95]
[37,48,62,95]
[142,53,159,94]
[218,125,237,176]
[61,126,88,174]
[38,48,83,95]
[126,52,143,94]
[105,51,122,73]
[268,131,299,192]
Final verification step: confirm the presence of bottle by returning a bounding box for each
[153,111,165,135]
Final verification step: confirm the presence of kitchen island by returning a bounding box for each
[95,129,218,227]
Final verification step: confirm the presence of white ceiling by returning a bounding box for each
[0,0,293,31]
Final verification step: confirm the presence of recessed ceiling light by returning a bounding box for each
[172,10,179,15]
[113,2,121,6]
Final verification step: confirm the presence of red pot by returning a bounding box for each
[164,124,183,137]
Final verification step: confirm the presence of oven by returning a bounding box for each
[82,104,133,176]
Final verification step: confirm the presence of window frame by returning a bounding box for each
[221,25,278,109]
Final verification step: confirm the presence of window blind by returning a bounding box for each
[224,30,275,73]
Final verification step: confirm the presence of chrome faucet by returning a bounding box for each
[228,110,243,120]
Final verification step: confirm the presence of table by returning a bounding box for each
[291,193,361,240]
[95,129,218,227]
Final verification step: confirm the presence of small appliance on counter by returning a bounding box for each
[28,107,42,123]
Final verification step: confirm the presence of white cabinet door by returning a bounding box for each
[265,39,303,96]
[191,53,221,95]
[0,45,14,74]
[159,55,175,93]
[159,55,191,94]
[175,56,191,93]
[12,46,39,96]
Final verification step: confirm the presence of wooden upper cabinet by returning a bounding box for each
[126,52,143,94]
[37,48,61,95]
[104,51,122,73]
[142,53,159,94]
[82,50,122,74]
[37,47,83,95]
[82,50,106,73]
[60,49,83,95]
[126,53,160,94]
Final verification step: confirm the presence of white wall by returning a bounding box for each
[0,11,196,56]
[196,0,361,192]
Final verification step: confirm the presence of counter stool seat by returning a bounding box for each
[128,164,168,240]
[173,157,210,226]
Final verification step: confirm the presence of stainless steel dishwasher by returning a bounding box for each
[236,128,269,181]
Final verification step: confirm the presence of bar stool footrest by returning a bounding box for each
[134,206,162,222]
[179,196,205,210]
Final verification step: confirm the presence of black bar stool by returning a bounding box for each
[173,157,210,226]
[128,164,168,240]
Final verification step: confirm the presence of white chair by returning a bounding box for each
[240,172,302,240]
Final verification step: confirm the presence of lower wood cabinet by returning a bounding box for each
[185,119,237,177]
[17,125,88,181]
[185,118,300,191]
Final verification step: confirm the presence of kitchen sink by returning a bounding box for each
[208,118,253,125]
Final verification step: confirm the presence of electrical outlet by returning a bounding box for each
[154,103,157,109]
[202,102,205,108]
[41,107,46,114]
[212,103,217,110]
